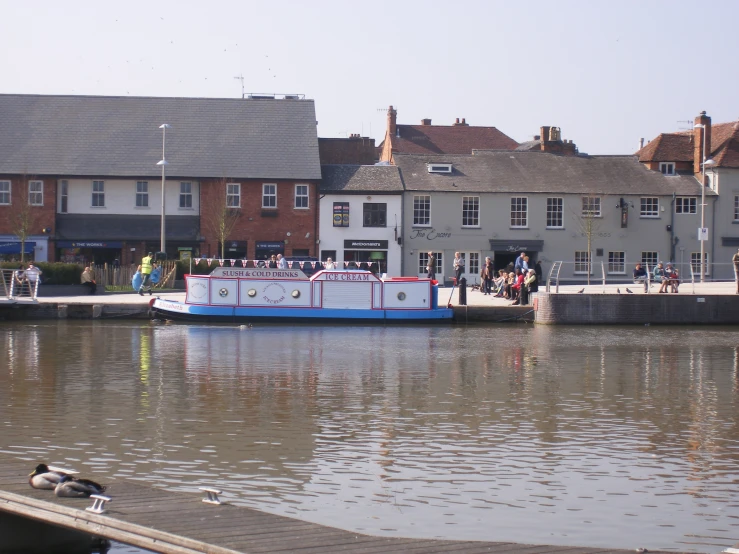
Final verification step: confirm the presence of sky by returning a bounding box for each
[2,0,737,154]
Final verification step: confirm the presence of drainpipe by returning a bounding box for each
[710,195,716,277]
[316,191,324,258]
[670,193,676,262]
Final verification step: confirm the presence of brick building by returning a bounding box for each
[0,94,321,265]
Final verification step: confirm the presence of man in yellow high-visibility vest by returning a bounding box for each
[139,252,154,296]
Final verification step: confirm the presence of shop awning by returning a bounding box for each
[0,241,36,254]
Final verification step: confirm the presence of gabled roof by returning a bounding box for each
[711,126,739,168]
[394,152,706,196]
[636,133,694,162]
[0,94,321,180]
[382,124,518,156]
[320,165,404,193]
[636,120,739,168]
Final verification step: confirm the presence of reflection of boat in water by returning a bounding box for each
[152,267,453,323]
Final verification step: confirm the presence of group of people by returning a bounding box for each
[451,251,541,306]
[632,261,680,293]
[12,262,43,296]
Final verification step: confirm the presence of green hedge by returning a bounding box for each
[0,262,82,285]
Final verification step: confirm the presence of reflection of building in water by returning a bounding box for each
[182,326,320,471]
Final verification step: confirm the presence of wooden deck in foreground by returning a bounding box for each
[0,457,698,554]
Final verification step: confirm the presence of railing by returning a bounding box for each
[545,260,739,293]
[1,269,39,300]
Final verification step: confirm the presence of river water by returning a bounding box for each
[1,321,738,553]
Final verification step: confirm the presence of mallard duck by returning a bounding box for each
[29,463,69,490]
[54,474,106,498]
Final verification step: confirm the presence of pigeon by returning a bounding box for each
[577,288,585,294]
[617,288,621,294]
[626,288,633,293]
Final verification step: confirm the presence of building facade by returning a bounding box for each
[394,151,708,284]
[0,94,321,265]
[637,111,739,279]
[319,165,404,275]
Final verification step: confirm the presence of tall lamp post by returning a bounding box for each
[157,124,171,256]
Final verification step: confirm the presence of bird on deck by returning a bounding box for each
[54,474,106,498]
[626,288,634,294]
[617,288,621,294]
[29,463,70,490]
[577,288,585,294]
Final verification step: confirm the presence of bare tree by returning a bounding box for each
[10,174,40,263]
[201,178,241,259]
[571,194,603,285]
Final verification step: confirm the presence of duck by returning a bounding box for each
[29,463,69,490]
[54,474,106,498]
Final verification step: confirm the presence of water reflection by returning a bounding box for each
[1,322,739,552]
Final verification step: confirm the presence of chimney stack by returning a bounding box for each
[387,105,397,140]
[693,111,711,180]
[453,118,468,126]
[638,138,644,150]
[421,118,432,126]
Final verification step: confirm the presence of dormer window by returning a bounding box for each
[427,163,452,174]
[659,162,675,175]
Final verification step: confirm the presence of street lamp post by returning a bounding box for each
[157,124,171,256]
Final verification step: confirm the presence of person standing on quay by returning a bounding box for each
[734,247,739,294]
[139,252,154,296]
[426,251,436,280]
[453,252,464,283]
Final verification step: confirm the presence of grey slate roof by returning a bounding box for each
[394,151,708,196]
[0,94,321,180]
[57,214,199,241]
[320,165,404,193]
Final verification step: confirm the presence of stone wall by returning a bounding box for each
[535,292,739,325]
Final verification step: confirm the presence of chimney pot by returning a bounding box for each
[638,137,644,150]
[421,118,432,126]
[455,118,460,124]
[461,118,466,125]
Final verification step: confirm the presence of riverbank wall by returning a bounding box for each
[534,292,739,325]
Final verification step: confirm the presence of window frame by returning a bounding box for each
[640,197,659,218]
[363,202,387,227]
[675,197,697,214]
[691,252,710,276]
[294,184,309,209]
[135,181,149,208]
[546,197,564,229]
[462,196,480,228]
[28,180,43,206]
[92,180,105,208]
[659,162,676,176]
[510,196,528,228]
[60,180,68,213]
[262,183,277,208]
[641,251,659,271]
[581,196,602,218]
[574,251,592,274]
[607,251,625,274]
[734,195,739,222]
[413,195,431,227]
[226,182,241,208]
[0,180,10,205]
[179,182,193,209]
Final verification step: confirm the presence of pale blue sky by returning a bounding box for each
[3,0,737,154]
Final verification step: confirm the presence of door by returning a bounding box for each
[460,252,481,286]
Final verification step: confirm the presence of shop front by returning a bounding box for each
[57,241,123,265]
[343,239,388,274]
[255,241,285,262]
[488,239,543,271]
